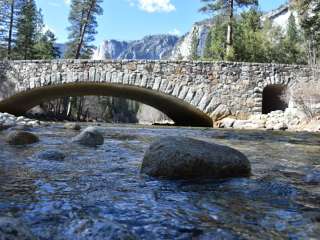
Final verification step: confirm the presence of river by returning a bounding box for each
[0,124,320,239]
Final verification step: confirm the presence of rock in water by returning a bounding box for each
[64,122,81,131]
[6,131,39,145]
[72,126,104,147]
[37,150,66,161]
[304,169,320,184]
[141,136,251,179]
[0,217,37,240]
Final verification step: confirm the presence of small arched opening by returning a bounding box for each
[262,84,288,114]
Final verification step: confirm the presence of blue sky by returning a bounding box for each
[35,0,288,44]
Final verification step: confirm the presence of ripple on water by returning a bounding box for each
[0,124,320,239]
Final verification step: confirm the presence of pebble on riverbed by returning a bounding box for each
[141,136,251,179]
[6,131,39,145]
[0,217,37,240]
[72,126,104,147]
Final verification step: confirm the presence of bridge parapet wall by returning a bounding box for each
[0,60,316,119]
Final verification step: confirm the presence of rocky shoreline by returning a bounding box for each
[0,112,42,130]
[218,110,320,133]
[0,111,320,133]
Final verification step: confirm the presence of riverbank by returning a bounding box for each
[1,111,320,133]
[217,110,320,133]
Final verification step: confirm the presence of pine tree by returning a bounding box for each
[65,0,103,59]
[0,0,22,59]
[199,0,258,59]
[15,0,38,60]
[34,30,60,59]
[293,0,320,64]
[204,16,228,60]
[281,13,306,64]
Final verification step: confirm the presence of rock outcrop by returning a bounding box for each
[170,19,212,60]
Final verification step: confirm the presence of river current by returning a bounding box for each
[0,124,319,239]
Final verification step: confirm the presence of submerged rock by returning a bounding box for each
[72,126,104,147]
[0,217,37,240]
[6,131,39,145]
[67,218,138,240]
[141,136,251,179]
[304,169,320,184]
[64,122,81,131]
[37,150,66,161]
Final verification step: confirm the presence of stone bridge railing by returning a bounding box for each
[0,60,318,121]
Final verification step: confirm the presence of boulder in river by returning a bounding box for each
[37,150,66,161]
[72,126,104,147]
[0,217,37,240]
[304,169,320,184]
[141,136,251,179]
[64,122,81,131]
[6,131,39,145]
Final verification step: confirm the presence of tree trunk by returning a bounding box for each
[7,0,14,59]
[226,0,234,57]
[75,0,95,59]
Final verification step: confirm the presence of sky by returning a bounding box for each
[35,0,289,45]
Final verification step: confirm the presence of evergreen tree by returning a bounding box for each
[15,0,38,60]
[65,0,103,59]
[204,16,228,60]
[293,0,320,64]
[34,30,60,59]
[281,13,306,64]
[233,8,267,62]
[0,0,22,59]
[199,0,258,59]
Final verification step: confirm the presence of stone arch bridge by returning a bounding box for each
[0,60,317,127]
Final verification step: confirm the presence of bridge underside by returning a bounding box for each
[0,83,213,127]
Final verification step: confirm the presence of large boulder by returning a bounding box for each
[141,136,251,179]
[0,217,37,240]
[6,131,39,145]
[72,126,104,147]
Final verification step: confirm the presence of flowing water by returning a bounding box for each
[0,124,320,239]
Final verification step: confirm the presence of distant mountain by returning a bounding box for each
[261,3,298,30]
[58,3,295,62]
[54,43,67,59]
[169,19,212,60]
[92,35,179,60]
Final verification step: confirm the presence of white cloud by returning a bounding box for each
[128,0,176,13]
[169,28,181,36]
[64,0,71,5]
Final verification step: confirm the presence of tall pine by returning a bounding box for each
[293,0,320,64]
[65,0,103,59]
[15,0,38,60]
[0,0,22,59]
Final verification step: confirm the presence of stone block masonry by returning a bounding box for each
[0,60,318,122]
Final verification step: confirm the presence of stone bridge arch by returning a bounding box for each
[0,82,213,126]
[0,60,317,126]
